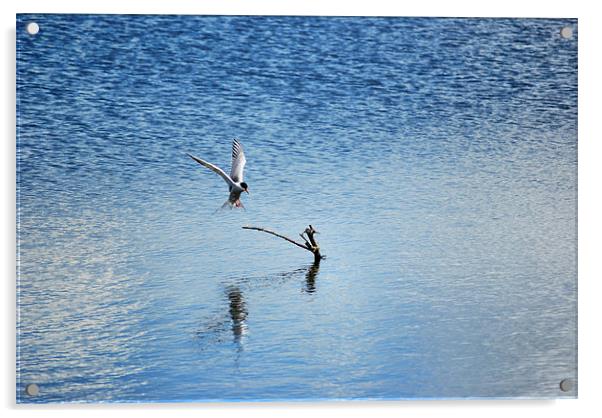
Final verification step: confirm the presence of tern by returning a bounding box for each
[187,139,249,210]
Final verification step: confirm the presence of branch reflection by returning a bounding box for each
[303,260,321,294]
[194,261,322,354]
[226,286,248,345]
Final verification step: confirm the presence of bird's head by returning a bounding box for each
[241,182,249,194]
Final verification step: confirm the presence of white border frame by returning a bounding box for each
[4,1,601,417]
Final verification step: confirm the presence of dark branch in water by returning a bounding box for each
[242,226,308,250]
[299,233,310,247]
[242,225,324,262]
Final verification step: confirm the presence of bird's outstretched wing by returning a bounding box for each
[187,153,235,188]
[230,139,246,183]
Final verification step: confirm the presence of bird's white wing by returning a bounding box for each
[187,153,235,188]
[230,139,246,183]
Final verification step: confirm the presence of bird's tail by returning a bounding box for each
[214,200,234,214]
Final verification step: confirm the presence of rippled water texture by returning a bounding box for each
[16,15,577,402]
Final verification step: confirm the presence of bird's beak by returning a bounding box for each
[245,189,250,194]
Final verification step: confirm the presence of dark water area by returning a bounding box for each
[17,15,577,402]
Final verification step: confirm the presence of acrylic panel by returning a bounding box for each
[16,14,577,402]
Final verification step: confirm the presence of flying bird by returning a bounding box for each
[187,139,249,210]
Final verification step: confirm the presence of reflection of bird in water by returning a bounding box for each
[304,261,321,293]
[187,139,249,210]
[194,264,321,356]
[227,287,248,344]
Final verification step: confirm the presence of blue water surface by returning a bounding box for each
[16,15,577,402]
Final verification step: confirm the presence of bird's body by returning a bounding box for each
[227,186,245,208]
[187,139,249,210]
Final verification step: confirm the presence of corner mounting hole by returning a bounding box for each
[559,378,573,392]
[26,22,39,35]
[25,383,39,396]
[560,26,573,39]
